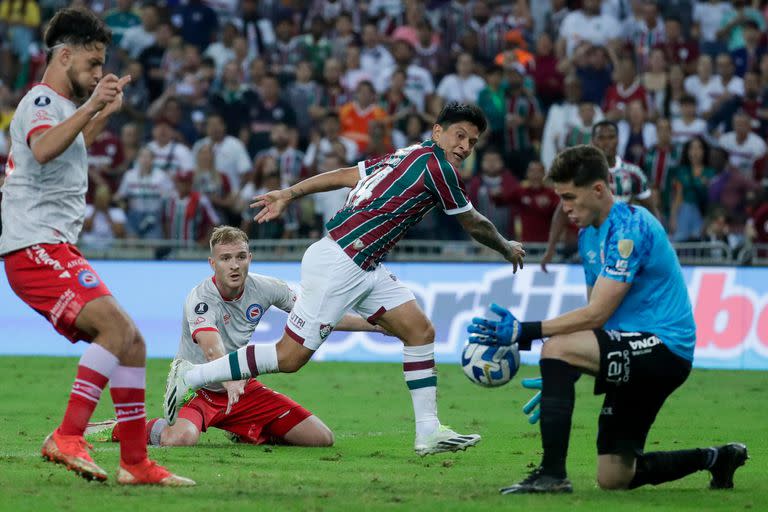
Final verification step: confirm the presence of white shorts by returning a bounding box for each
[285,237,415,350]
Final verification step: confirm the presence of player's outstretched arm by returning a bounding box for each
[29,74,128,164]
[195,330,246,414]
[455,208,525,273]
[251,165,360,224]
[541,276,630,336]
[541,203,567,273]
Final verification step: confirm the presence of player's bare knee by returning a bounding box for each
[403,321,435,346]
[541,336,568,360]
[318,426,334,447]
[597,473,631,491]
[161,425,199,447]
[277,352,306,373]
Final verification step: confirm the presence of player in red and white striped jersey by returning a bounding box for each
[0,8,192,486]
[165,103,525,456]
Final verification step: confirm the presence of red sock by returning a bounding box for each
[59,344,118,436]
[112,418,159,445]
[110,366,148,465]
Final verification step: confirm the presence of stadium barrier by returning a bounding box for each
[1,261,766,370]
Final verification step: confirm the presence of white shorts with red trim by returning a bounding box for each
[285,237,414,350]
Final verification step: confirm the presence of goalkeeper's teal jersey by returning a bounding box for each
[578,202,696,362]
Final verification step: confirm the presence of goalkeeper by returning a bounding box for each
[469,145,748,494]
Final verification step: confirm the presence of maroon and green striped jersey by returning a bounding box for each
[610,156,652,204]
[327,140,473,270]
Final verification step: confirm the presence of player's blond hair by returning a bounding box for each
[209,226,249,253]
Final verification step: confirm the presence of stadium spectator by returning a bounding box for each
[503,65,543,176]
[87,127,125,197]
[393,112,429,148]
[243,73,296,156]
[341,45,374,95]
[618,99,657,165]
[436,0,474,52]
[693,0,731,56]
[119,3,158,60]
[684,54,724,117]
[240,156,298,239]
[378,38,434,112]
[643,117,681,216]
[209,61,249,137]
[708,70,765,134]
[626,0,666,72]
[365,120,395,159]
[104,0,141,50]
[573,44,615,106]
[163,171,220,246]
[436,52,486,105]
[561,101,597,150]
[171,0,219,53]
[708,146,757,226]
[268,13,305,80]
[203,21,239,76]
[240,0,276,60]
[531,32,564,110]
[306,0,359,29]
[557,0,620,57]
[655,16,699,75]
[495,159,560,243]
[360,20,394,78]
[671,94,708,146]
[192,142,237,225]
[477,64,508,152]
[718,110,767,179]
[287,60,323,143]
[643,48,669,115]
[659,64,686,120]
[138,22,174,102]
[464,1,513,64]
[258,123,306,189]
[603,56,652,121]
[717,0,765,52]
[109,59,148,128]
[329,11,359,61]
[0,0,41,90]
[699,207,746,256]
[81,184,127,249]
[298,16,332,77]
[116,147,175,240]
[304,112,358,172]
[412,20,447,78]
[731,20,766,76]
[315,57,350,118]
[147,118,195,177]
[192,112,252,190]
[467,147,519,239]
[669,136,716,241]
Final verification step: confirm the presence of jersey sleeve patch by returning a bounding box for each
[600,210,649,283]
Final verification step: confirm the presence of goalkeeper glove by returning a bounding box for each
[466,303,542,350]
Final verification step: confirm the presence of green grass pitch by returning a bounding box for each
[0,356,765,512]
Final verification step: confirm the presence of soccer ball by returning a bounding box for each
[461,342,520,387]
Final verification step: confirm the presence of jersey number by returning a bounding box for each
[345,165,394,208]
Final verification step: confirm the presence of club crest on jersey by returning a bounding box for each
[246,304,263,323]
[77,270,99,288]
[319,323,334,341]
[618,239,634,258]
[194,302,208,314]
[353,239,364,250]
[34,95,51,107]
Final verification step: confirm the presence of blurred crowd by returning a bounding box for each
[1,0,767,256]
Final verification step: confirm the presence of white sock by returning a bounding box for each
[149,419,168,446]
[403,343,439,438]
[185,344,279,388]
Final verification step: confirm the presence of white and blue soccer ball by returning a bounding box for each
[461,341,520,387]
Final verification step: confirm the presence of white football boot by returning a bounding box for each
[414,425,481,456]
[164,359,194,425]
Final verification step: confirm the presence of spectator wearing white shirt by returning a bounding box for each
[203,22,239,76]
[557,0,621,57]
[684,54,725,117]
[342,45,375,95]
[303,113,359,172]
[192,112,252,189]
[671,95,709,146]
[718,110,767,179]
[120,4,159,60]
[436,52,486,104]
[147,118,196,176]
[693,0,732,56]
[360,21,394,77]
[81,185,127,250]
[116,147,175,239]
[376,39,435,112]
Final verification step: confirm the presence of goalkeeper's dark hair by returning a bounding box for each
[44,8,112,63]
[436,103,487,134]
[548,145,610,187]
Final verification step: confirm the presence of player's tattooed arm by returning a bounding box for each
[456,208,525,273]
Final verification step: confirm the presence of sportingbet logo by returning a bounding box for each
[628,336,661,350]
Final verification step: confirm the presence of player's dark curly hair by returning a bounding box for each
[44,8,112,63]
[591,120,619,138]
[548,145,610,187]
[436,103,487,134]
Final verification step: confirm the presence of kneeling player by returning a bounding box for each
[88,226,379,447]
[469,146,748,494]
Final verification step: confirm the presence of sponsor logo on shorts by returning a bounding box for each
[605,349,630,384]
[194,302,208,314]
[246,303,263,324]
[289,311,305,329]
[34,95,51,107]
[28,245,64,271]
[629,335,661,351]
[77,270,100,289]
[58,271,71,279]
[50,289,76,326]
[319,323,334,341]
[67,258,88,269]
